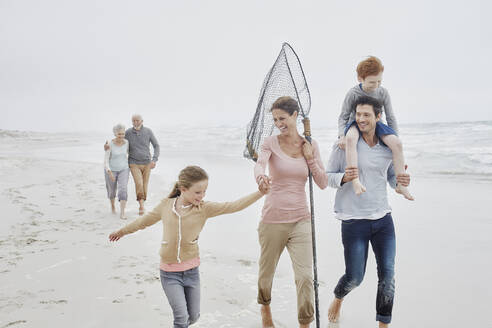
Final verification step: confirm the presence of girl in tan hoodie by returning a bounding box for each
[109,165,268,328]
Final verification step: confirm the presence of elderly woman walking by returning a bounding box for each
[254,96,327,328]
[104,124,130,219]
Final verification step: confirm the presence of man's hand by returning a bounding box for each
[342,166,358,184]
[149,161,156,169]
[396,173,410,187]
[104,141,110,151]
[338,136,346,150]
[302,138,314,161]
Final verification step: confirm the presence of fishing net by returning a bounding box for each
[243,42,312,161]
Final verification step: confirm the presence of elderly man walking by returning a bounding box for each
[126,114,160,215]
[106,114,160,215]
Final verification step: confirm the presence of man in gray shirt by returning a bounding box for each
[324,96,410,327]
[105,114,160,215]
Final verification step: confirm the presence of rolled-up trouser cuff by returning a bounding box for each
[376,314,391,324]
[299,317,314,325]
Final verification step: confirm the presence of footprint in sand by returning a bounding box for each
[2,320,28,327]
[237,259,255,267]
[108,276,128,284]
[39,299,68,305]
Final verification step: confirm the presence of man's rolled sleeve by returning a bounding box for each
[325,143,346,189]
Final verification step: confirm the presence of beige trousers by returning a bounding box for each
[129,164,151,201]
[257,219,314,325]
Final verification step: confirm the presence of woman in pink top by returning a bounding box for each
[255,96,327,328]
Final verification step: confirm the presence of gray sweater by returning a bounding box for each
[338,84,398,137]
[325,138,397,220]
[125,126,160,165]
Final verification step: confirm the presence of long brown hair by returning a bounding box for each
[168,166,209,198]
[271,96,299,115]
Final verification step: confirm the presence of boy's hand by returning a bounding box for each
[338,136,346,150]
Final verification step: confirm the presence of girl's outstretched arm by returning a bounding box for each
[203,191,264,219]
[108,200,164,242]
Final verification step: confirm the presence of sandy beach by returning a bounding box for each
[0,129,491,328]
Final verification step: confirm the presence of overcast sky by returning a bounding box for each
[1,0,491,132]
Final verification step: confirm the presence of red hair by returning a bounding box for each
[356,56,384,79]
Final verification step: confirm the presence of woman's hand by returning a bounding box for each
[301,138,314,161]
[108,170,115,182]
[257,175,272,195]
[258,180,270,195]
[109,230,124,242]
[104,141,110,151]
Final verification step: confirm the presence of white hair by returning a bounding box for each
[113,123,126,135]
[132,114,143,121]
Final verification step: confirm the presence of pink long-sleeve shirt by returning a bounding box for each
[254,136,328,223]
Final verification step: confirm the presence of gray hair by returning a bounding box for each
[132,114,143,121]
[113,123,126,135]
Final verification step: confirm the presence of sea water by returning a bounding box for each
[1,120,491,181]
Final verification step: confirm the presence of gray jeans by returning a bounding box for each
[160,267,200,328]
[104,168,129,201]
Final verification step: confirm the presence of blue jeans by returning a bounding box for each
[334,213,396,324]
[160,267,200,328]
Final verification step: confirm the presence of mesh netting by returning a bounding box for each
[244,42,311,161]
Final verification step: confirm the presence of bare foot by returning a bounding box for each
[261,305,274,328]
[120,214,127,220]
[138,200,145,215]
[328,298,343,323]
[395,184,414,201]
[352,178,366,195]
